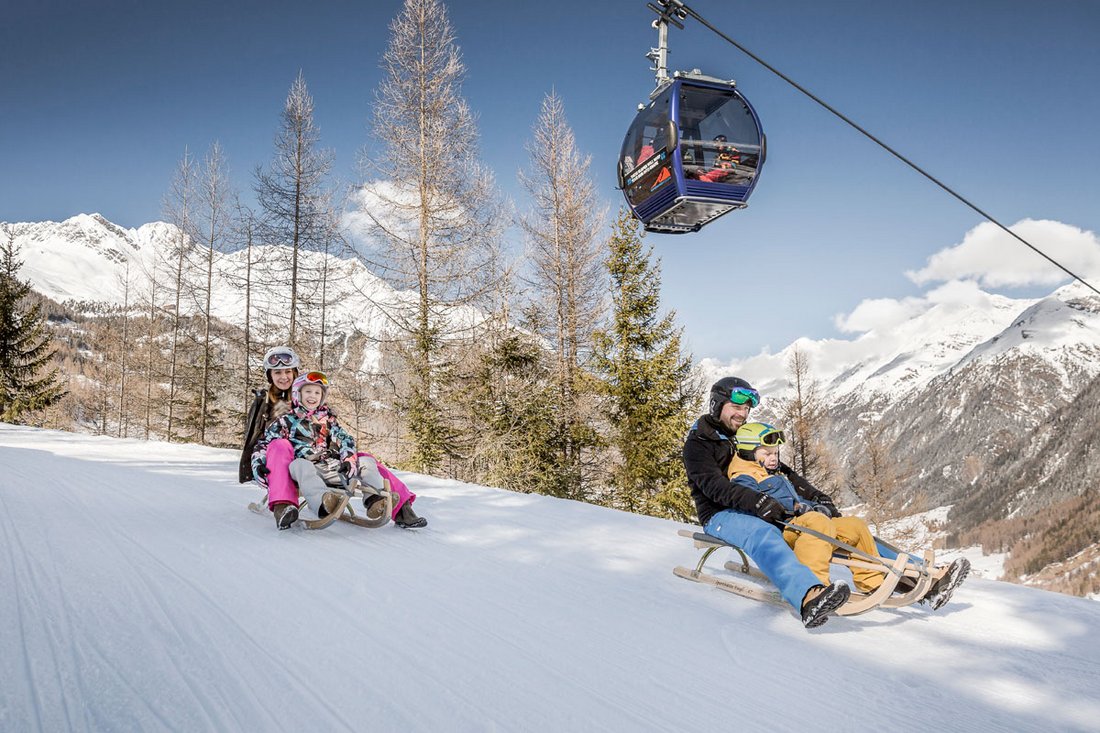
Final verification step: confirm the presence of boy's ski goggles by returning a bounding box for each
[728,387,760,407]
[757,429,786,446]
[301,371,329,386]
[266,351,297,367]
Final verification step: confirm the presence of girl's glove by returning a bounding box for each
[339,458,359,479]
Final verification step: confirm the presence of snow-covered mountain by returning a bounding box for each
[11,213,1099,415]
[699,282,1100,408]
[1,213,484,371]
[2,423,1099,732]
[697,273,1100,507]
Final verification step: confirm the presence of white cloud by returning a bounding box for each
[906,219,1100,288]
[343,180,421,248]
[833,279,995,334]
[833,296,927,333]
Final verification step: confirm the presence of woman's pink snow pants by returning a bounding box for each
[264,439,299,508]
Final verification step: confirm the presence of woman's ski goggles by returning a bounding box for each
[728,387,760,407]
[266,351,297,367]
[301,371,329,386]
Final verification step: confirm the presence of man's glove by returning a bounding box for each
[752,493,788,524]
[814,498,840,518]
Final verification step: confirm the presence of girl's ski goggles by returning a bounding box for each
[301,371,329,386]
[266,351,297,367]
[729,387,760,407]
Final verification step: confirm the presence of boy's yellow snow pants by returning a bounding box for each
[782,512,886,592]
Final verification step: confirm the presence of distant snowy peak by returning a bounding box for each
[956,285,1100,386]
[698,281,1100,408]
[3,213,159,305]
[825,292,1030,401]
[3,214,482,372]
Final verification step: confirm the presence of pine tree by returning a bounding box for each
[592,210,698,520]
[0,238,65,422]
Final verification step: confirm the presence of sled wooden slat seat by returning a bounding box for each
[674,526,933,615]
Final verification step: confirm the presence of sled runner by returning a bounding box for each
[248,477,395,530]
[673,526,936,615]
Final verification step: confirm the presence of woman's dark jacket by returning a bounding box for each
[237,388,290,483]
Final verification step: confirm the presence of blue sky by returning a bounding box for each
[3,0,1099,362]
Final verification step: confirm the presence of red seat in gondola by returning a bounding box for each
[619,71,766,234]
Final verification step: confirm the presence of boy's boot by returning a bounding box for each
[801,582,850,629]
[395,502,427,529]
[273,503,298,530]
[922,557,971,610]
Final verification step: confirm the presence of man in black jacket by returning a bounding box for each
[683,376,850,628]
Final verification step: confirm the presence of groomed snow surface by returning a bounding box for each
[2,424,1099,733]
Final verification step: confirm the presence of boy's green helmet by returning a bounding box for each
[735,422,786,453]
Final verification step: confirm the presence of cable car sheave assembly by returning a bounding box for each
[618,1,766,234]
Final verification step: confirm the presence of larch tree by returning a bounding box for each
[254,71,335,352]
[778,345,834,489]
[358,0,505,473]
[161,148,199,441]
[193,141,233,444]
[0,238,65,422]
[592,209,698,519]
[848,431,908,534]
[519,89,605,500]
[115,264,134,437]
[232,198,260,417]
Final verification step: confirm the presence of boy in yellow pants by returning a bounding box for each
[727,422,886,593]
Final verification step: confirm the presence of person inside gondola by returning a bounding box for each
[698,134,741,183]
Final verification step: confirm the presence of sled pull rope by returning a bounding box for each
[658,0,1100,298]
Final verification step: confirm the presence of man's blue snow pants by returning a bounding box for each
[704,510,823,611]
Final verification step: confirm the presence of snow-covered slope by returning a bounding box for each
[2,424,1099,732]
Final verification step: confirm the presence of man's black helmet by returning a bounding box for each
[708,376,759,420]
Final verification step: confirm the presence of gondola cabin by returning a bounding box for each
[619,71,766,234]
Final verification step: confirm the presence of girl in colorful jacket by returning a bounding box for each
[251,371,358,528]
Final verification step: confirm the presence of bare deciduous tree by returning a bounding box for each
[162,148,198,441]
[357,0,505,472]
[519,90,605,499]
[194,141,233,443]
[254,71,335,350]
[778,345,834,489]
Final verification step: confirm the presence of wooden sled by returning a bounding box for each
[248,477,395,530]
[674,527,930,616]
